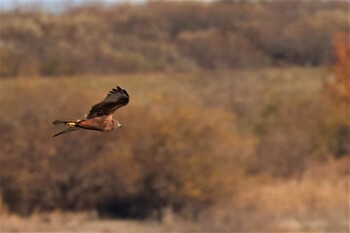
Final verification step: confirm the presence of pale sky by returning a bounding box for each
[0,0,145,12]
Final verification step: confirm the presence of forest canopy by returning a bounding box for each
[0,0,348,77]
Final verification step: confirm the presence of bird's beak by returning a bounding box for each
[117,122,122,128]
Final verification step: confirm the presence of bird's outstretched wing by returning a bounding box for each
[85,86,129,119]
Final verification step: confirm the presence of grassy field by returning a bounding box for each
[1,160,348,232]
[1,211,200,232]
[0,67,349,232]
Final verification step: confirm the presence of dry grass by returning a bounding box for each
[0,210,202,232]
[1,158,348,232]
[199,157,349,232]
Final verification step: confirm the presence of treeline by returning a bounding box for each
[0,0,348,77]
[1,67,348,219]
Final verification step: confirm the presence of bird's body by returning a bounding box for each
[52,86,129,137]
[78,115,117,132]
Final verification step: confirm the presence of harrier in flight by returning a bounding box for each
[52,86,129,137]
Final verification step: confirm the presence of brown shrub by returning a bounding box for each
[0,1,348,77]
[0,67,347,225]
[0,75,253,219]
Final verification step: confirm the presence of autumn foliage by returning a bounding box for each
[0,1,349,231]
[330,32,350,103]
[0,1,348,77]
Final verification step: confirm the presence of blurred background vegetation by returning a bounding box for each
[0,0,349,232]
[0,0,348,76]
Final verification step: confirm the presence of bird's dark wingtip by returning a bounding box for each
[114,86,129,97]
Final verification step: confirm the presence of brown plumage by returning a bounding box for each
[52,86,129,137]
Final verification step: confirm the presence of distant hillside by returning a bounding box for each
[0,1,348,77]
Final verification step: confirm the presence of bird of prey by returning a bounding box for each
[52,86,129,137]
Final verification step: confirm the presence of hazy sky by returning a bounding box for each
[0,0,145,12]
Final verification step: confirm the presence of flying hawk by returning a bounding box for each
[52,86,129,137]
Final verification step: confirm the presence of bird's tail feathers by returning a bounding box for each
[53,127,80,137]
[52,120,79,127]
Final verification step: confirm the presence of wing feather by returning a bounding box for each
[85,86,129,119]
